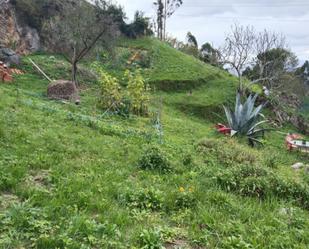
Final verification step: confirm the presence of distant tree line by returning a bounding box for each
[165,33,221,67]
[166,25,308,99]
[121,11,153,39]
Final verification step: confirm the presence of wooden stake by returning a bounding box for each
[28,58,53,82]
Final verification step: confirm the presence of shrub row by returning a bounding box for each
[119,187,198,212]
[215,165,309,209]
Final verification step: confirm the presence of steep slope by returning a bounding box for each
[121,38,231,90]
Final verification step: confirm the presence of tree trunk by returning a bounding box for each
[72,61,78,87]
[163,0,167,41]
[157,0,164,40]
[237,70,244,96]
[71,46,78,87]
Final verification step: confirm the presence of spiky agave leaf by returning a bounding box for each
[223,105,235,129]
[223,93,268,146]
[235,93,242,128]
[248,120,268,134]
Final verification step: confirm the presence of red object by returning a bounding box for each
[0,64,13,83]
[3,72,13,82]
[285,134,303,151]
[215,123,232,135]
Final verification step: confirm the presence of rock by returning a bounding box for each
[291,162,304,170]
[0,1,40,54]
[47,80,80,103]
[0,47,20,66]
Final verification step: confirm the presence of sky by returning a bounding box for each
[115,0,309,64]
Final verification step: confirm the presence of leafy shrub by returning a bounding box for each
[92,64,123,112]
[138,228,164,249]
[215,165,309,208]
[215,165,269,197]
[92,64,150,116]
[125,69,150,116]
[270,177,309,209]
[35,214,121,248]
[197,138,260,166]
[138,146,171,172]
[0,172,15,191]
[221,235,252,249]
[239,176,268,198]
[124,188,163,211]
[182,153,194,167]
[174,187,197,210]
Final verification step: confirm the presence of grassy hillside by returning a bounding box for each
[110,37,233,90]
[0,39,309,248]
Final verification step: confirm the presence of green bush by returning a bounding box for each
[198,138,260,166]
[174,187,197,210]
[215,165,309,209]
[138,146,171,172]
[125,69,150,116]
[138,228,164,249]
[221,235,252,249]
[0,172,15,191]
[182,153,194,167]
[92,63,123,112]
[123,188,163,211]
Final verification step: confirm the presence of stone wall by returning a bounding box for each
[0,2,11,45]
[0,1,40,54]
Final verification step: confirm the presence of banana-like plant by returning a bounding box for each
[223,93,268,146]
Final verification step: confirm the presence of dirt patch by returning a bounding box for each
[165,239,191,249]
[24,170,52,190]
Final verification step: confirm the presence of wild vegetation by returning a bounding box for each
[0,37,308,248]
[0,0,308,248]
[223,93,267,146]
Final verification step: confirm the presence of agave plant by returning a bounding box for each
[223,93,268,146]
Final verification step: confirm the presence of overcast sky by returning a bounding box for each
[115,0,309,64]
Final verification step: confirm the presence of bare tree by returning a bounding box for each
[163,0,183,40]
[154,0,164,40]
[219,24,255,93]
[154,0,183,41]
[251,30,287,87]
[241,30,298,90]
[220,24,295,93]
[44,0,118,86]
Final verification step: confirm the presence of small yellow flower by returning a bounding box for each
[188,187,194,193]
[179,187,185,193]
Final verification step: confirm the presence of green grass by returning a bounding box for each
[116,37,233,91]
[0,39,309,248]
